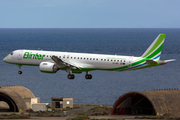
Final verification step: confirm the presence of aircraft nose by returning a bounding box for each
[3,57,6,62]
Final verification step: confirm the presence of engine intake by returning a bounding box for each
[39,62,59,73]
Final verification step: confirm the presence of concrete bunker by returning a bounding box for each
[51,97,73,109]
[112,90,180,116]
[0,86,37,112]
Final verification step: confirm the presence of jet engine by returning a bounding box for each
[39,62,59,73]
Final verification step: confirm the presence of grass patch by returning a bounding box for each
[67,115,90,120]
[134,113,180,119]
[0,113,30,119]
[26,105,84,117]
[67,116,124,120]
[75,105,112,116]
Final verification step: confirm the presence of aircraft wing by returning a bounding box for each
[51,55,81,70]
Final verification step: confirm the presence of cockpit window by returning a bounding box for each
[10,52,13,55]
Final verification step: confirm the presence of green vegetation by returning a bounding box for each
[74,105,112,116]
[67,115,90,120]
[0,113,30,119]
[91,119,123,120]
[134,116,165,119]
[25,105,84,117]
[66,115,124,120]
[134,113,180,119]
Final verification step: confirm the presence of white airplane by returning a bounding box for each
[3,34,175,80]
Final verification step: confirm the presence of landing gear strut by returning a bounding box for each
[18,65,22,74]
[67,67,75,79]
[85,71,92,79]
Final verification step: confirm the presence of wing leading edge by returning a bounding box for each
[51,55,81,70]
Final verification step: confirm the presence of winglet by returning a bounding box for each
[141,34,166,60]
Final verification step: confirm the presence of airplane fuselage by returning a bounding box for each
[3,34,173,79]
[4,49,141,72]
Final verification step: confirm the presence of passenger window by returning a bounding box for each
[104,59,106,61]
[63,55,65,58]
[101,59,103,61]
[93,58,95,60]
[96,58,98,60]
[81,57,82,59]
[90,58,92,60]
[84,58,86,60]
[71,57,72,59]
[107,59,109,61]
[114,60,116,62]
[74,57,76,59]
[111,60,113,62]
[78,57,79,59]
[117,60,119,62]
[87,58,88,60]
[124,60,125,62]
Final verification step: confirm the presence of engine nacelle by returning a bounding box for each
[39,62,59,73]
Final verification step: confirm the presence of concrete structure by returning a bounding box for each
[112,89,180,116]
[24,97,40,109]
[51,97,73,109]
[32,103,49,111]
[0,86,39,112]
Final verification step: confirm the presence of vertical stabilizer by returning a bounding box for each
[141,34,165,60]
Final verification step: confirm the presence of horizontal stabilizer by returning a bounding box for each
[146,59,157,64]
[164,59,176,62]
[146,59,168,65]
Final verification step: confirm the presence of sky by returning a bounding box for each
[0,0,180,28]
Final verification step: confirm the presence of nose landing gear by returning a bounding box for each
[18,71,22,74]
[17,65,22,74]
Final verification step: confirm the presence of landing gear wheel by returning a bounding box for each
[68,74,75,79]
[18,71,22,74]
[85,74,92,79]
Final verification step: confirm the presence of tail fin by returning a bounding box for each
[141,34,166,60]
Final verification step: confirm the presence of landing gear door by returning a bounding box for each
[17,50,23,60]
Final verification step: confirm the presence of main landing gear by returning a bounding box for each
[68,74,75,79]
[66,69,92,80]
[18,65,22,74]
[67,67,75,80]
[85,71,92,79]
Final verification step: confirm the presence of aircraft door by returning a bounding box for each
[17,50,23,60]
[128,56,133,67]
